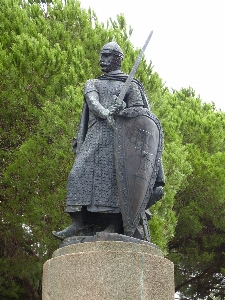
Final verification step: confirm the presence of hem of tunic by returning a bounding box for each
[65,205,120,213]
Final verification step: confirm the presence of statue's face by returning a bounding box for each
[99,52,121,73]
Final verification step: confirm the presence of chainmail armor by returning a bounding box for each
[65,75,144,213]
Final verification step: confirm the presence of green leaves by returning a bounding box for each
[1,0,225,299]
[164,92,225,299]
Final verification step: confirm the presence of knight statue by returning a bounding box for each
[52,41,165,242]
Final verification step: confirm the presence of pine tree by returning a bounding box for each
[163,89,225,299]
[0,0,170,298]
[1,1,224,299]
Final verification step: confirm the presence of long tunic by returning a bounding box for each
[65,71,144,213]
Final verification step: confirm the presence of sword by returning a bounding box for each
[114,30,153,108]
[107,30,153,127]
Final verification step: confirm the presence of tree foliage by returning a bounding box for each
[1,1,225,299]
[165,89,225,299]
[0,1,164,298]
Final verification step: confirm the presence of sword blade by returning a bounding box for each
[117,30,153,103]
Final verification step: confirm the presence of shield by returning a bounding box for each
[114,111,163,237]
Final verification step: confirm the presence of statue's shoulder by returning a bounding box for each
[84,79,98,95]
[132,77,145,89]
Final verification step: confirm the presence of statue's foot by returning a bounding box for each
[52,225,92,240]
[101,226,115,234]
[100,214,123,234]
[52,225,78,240]
[102,222,121,234]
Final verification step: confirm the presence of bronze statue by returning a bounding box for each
[52,41,165,242]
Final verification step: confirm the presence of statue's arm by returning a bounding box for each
[85,91,109,119]
[126,82,144,107]
[111,82,144,117]
[84,79,109,119]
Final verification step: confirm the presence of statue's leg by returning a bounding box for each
[102,213,123,234]
[52,211,85,240]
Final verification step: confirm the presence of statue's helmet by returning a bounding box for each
[100,42,124,59]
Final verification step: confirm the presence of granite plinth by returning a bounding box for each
[43,235,174,300]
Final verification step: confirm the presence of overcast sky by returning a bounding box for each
[79,0,225,112]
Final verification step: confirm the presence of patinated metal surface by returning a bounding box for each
[52,41,165,243]
[115,108,164,237]
[66,77,145,213]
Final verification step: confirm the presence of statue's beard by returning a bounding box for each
[100,62,120,73]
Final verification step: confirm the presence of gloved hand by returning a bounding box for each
[109,95,126,116]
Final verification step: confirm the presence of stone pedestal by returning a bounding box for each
[42,238,174,299]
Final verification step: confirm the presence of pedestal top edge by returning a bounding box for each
[52,240,164,258]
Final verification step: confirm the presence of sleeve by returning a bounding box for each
[84,80,109,119]
[84,79,98,95]
[125,82,144,107]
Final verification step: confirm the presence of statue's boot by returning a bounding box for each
[102,213,123,234]
[52,212,84,240]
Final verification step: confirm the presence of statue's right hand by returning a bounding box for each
[109,104,121,115]
[109,95,126,116]
[109,101,126,116]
